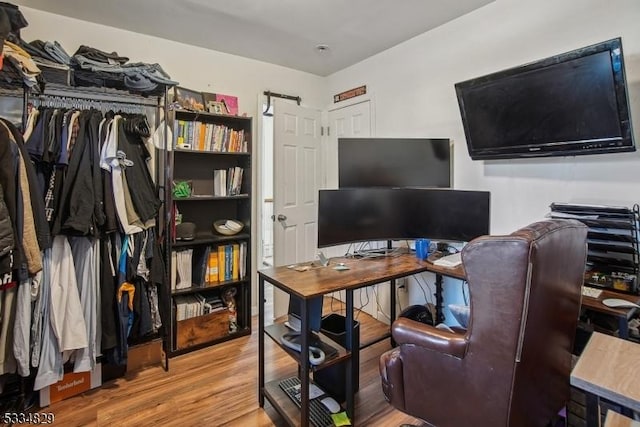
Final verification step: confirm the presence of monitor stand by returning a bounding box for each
[355,241,397,258]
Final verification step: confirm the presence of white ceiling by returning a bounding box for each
[17,0,494,76]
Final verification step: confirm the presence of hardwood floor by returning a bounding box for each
[44,298,423,426]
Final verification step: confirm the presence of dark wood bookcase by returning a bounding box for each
[167,110,253,355]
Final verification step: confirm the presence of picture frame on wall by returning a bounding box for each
[207,101,228,115]
[202,91,239,115]
[202,92,217,106]
[215,94,238,115]
[173,86,205,111]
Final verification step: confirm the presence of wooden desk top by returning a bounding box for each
[258,253,465,298]
[581,290,640,318]
[604,410,640,427]
[571,332,640,413]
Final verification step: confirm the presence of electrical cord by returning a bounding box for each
[328,290,368,321]
[330,292,338,315]
[446,244,460,254]
[413,274,435,305]
[280,332,326,365]
[344,243,354,257]
[373,284,391,321]
[355,288,370,321]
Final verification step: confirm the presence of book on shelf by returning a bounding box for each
[215,242,247,282]
[224,245,232,281]
[217,246,226,282]
[173,249,193,290]
[171,243,246,290]
[232,243,240,281]
[213,167,244,196]
[175,294,204,321]
[191,246,211,287]
[229,167,244,196]
[186,121,194,148]
[175,120,186,148]
[213,169,227,196]
[175,291,229,321]
[207,250,219,284]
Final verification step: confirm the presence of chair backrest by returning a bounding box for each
[462,219,587,426]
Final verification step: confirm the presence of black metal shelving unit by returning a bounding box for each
[550,202,639,295]
[166,108,253,356]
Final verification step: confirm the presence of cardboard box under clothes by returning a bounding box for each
[39,363,102,407]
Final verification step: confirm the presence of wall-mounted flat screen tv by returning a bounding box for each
[455,38,635,160]
[338,138,451,188]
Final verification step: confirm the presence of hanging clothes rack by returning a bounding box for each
[29,95,148,114]
[22,84,171,373]
[22,84,161,126]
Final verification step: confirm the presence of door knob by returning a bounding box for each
[277,214,287,222]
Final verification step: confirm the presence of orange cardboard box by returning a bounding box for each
[39,363,101,407]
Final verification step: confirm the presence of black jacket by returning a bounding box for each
[0,123,20,276]
[53,110,104,236]
[1,118,51,251]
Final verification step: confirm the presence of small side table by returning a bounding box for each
[571,332,640,426]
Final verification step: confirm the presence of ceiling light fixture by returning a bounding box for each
[315,44,330,53]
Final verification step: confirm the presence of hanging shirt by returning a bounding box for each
[49,236,88,353]
[34,248,63,391]
[69,236,99,373]
[101,116,142,235]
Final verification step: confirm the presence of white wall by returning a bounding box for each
[327,0,640,235]
[327,0,640,323]
[19,6,327,117]
[17,6,327,315]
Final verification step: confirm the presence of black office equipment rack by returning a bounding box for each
[549,203,639,295]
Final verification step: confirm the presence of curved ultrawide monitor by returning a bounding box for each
[317,188,490,248]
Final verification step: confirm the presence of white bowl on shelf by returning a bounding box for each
[213,219,244,236]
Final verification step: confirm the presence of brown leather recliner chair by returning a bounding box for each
[379,219,587,427]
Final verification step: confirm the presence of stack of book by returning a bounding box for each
[174,293,228,321]
[213,167,244,196]
[172,243,248,290]
[172,249,193,290]
[215,242,248,282]
[174,120,247,152]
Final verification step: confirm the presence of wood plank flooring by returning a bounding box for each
[44,298,423,426]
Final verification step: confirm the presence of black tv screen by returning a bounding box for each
[338,138,451,188]
[455,38,635,160]
[317,188,490,248]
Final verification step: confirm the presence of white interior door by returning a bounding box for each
[326,100,372,189]
[272,99,322,318]
[326,100,373,262]
[326,100,393,322]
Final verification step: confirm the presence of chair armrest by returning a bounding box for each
[392,318,468,359]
